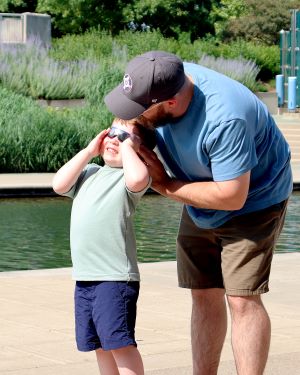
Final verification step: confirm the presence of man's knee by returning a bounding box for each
[191,288,225,306]
[227,295,265,315]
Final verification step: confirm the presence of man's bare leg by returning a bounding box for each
[227,295,271,375]
[191,288,227,375]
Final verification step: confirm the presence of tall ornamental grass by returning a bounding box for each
[196,38,279,81]
[0,34,262,102]
[0,87,113,172]
[198,54,260,91]
[0,39,99,99]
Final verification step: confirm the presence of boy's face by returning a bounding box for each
[102,121,139,167]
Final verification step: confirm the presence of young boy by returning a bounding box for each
[52,118,156,375]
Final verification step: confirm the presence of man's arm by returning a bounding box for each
[52,129,108,195]
[138,146,250,211]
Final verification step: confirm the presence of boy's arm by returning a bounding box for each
[121,137,150,193]
[52,129,109,195]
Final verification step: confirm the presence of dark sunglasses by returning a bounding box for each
[107,127,131,142]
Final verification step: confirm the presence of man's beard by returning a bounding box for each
[137,105,175,129]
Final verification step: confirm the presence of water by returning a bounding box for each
[0,193,299,272]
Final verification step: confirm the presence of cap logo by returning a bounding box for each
[123,74,133,93]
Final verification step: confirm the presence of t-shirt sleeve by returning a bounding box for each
[126,176,152,205]
[205,119,258,181]
[63,163,101,199]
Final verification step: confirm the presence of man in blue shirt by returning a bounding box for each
[105,51,293,375]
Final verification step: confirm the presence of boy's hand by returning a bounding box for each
[86,129,109,158]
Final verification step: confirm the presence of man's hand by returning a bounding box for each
[138,145,171,191]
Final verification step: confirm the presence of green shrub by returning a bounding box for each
[50,29,115,61]
[0,87,112,172]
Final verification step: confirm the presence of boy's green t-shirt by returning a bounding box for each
[64,164,150,281]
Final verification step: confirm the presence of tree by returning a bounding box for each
[219,0,300,45]
[0,0,222,41]
[123,0,219,41]
[211,0,246,38]
[0,0,37,12]
[36,0,134,36]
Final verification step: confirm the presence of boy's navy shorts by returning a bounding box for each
[74,280,140,352]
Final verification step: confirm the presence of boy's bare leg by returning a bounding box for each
[227,295,271,375]
[112,345,144,375]
[191,288,227,375]
[96,348,119,375]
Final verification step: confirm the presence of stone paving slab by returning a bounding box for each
[0,254,299,374]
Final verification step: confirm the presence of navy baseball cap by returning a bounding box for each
[104,50,185,120]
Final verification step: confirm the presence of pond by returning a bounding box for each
[0,192,299,272]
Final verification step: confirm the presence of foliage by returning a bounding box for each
[211,0,246,38]
[0,86,112,172]
[219,0,300,45]
[0,0,33,12]
[1,0,219,41]
[49,29,115,61]
[1,0,297,45]
[123,0,218,41]
[36,0,133,37]
[36,0,219,40]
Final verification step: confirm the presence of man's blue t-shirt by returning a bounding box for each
[156,63,293,229]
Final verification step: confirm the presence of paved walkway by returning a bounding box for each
[0,255,299,375]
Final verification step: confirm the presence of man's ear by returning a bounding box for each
[166,97,177,109]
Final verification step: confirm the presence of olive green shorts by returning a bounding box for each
[176,200,288,296]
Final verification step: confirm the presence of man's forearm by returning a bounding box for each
[153,176,248,211]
